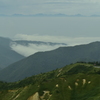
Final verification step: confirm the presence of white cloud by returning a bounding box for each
[14,34,100,45]
[11,42,65,57]
[11,34,100,56]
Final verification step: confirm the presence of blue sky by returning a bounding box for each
[0,0,100,15]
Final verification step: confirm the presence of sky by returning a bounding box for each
[0,0,100,56]
[0,17,100,39]
[0,0,100,15]
[0,0,100,39]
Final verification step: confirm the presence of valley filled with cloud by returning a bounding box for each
[10,34,100,57]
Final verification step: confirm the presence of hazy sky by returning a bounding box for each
[0,0,100,15]
[0,17,100,38]
[0,0,100,46]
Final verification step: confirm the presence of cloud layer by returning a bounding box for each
[11,41,66,57]
[14,34,100,46]
[10,34,100,57]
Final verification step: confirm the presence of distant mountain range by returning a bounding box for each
[1,41,100,82]
[1,13,100,17]
[12,40,66,46]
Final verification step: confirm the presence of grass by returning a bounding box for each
[1,63,100,100]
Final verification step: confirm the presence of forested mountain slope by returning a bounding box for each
[0,41,100,82]
[0,63,100,100]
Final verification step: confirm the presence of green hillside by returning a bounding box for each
[1,41,100,82]
[1,63,100,100]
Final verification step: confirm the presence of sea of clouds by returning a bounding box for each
[11,42,65,57]
[11,34,100,57]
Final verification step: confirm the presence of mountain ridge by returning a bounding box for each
[0,13,86,17]
[0,41,100,82]
[0,36,66,68]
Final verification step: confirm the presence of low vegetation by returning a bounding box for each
[1,62,100,100]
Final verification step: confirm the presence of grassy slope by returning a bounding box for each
[1,63,100,100]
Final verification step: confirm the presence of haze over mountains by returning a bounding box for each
[0,13,89,17]
[1,41,100,82]
[0,37,24,69]
[1,13,100,17]
[11,40,67,57]
[0,36,67,69]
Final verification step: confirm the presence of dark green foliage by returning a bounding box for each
[1,63,100,100]
[67,65,93,74]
